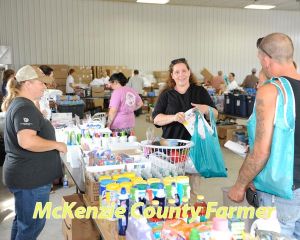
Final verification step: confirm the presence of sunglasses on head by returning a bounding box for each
[258,44,272,59]
[171,58,187,65]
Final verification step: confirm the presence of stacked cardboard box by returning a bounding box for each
[153,70,169,83]
[69,66,93,84]
[217,124,247,146]
[91,86,105,97]
[84,173,99,206]
[62,194,100,240]
[91,65,132,79]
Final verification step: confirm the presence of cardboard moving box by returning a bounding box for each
[85,173,99,206]
[92,86,105,97]
[217,124,238,146]
[62,194,99,240]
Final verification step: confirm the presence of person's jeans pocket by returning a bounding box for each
[275,197,299,224]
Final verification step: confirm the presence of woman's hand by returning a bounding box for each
[191,103,209,114]
[173,112,185,123]
[191,103,218,119]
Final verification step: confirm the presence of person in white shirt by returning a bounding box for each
[127,69,144,95]
[226,72,239,91]
[127,69,144,116]
[35,65,54,120]
[90,70,110,86]
[66,69,75,95]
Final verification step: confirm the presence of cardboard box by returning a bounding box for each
[49,64,69,79]
[92,86,105,97]
[85,173,99,206]
[55,78,67,86]
[153,71,169,79]
[62,194,100,240]
[92,98,104,108]
[121,69,133,79]
[217,124,237,146]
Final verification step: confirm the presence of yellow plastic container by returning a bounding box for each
[112,174,123,181]
[122,172,136,180]
[147,178,161,185]
[119,182,133,194]
[132,177,144,185]
[98,175,112,182]
[106,183,119,205]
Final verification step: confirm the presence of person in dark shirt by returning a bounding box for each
[228,33,300,238]
[152,58,217,140]
[2,65,67,240]
[1,69,15,97]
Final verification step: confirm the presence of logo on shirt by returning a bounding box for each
[125,92,136,107]
[20,117,32,126]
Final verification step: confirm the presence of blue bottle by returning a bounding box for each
[153,183,166,209]
[118,187,129,236]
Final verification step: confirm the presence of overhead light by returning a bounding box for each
[137,0,169,4]
[244,4,276,9]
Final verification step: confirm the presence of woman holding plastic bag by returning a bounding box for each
[152,58,219,202]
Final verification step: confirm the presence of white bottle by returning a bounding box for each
[119,131,127,143]
[250,209,281,236]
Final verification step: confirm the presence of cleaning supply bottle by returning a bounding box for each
[119,131,127,143]
[194,195,207,222]
[153,183,166,209]
[128,130,137,143]
[180,197,191,223]
[167,199,176,220]
[118,187,129,236]
[148,200,160,222]
[189,228,200,240]
[171,182,180,206]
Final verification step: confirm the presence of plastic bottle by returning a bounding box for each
[118,187,129,236]
[146,184,154,205]
[194,195,207,222]
[171,182,180,206]
[148,200,160,223]
[126,212,154,240]
[119,131,127,143]
[63,174,69,188]
[167,199,176,220]
[135,183,147,215]
[153,183,166,209]
[180,197,191,223]
[128,130,137,143]
[189,228,200,240]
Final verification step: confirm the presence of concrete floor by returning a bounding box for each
[0,114,244,240]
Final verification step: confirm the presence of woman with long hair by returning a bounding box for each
[152,58,217,140]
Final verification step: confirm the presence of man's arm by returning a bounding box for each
[228,84,278,202]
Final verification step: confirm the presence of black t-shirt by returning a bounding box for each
[285,77,300,189]
[3,97,63,189]
[152,84,216,140]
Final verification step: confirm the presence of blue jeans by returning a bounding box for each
[9,184,51,240]
[257,188,300,239]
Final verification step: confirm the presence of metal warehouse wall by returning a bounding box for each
[0,0,300,81]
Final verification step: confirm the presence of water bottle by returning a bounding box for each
[118,187,129,236]
[63,174,69,188]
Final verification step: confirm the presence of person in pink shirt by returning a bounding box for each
[107,72,143,134]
